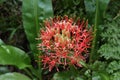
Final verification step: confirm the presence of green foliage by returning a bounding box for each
[22,0,53,55]
[98,14,120,80]
[0,0,22,29]
[0,39,4,45]
[106,61,120,74]
[107,0,120,18]
[92,71,109,80]
[0,45,31,69]
[110,72,120,80]
[0,0,120,80]
[105,61,120,80]
[84,0,110,62]
[0,72,31,80]
[87,61,110,80]
[53,0,85,18]
[0,0,27,50]
[84,0,96,24]
[84,0,110,24]
[98,17,120,60]
[53,67,82,80]
[92,61,107,71]
[22,0,53,79]
[0,0,6,4]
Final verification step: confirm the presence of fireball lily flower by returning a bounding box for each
[37,16,93,71]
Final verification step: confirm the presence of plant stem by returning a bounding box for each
[24,68,34,79]
[29,66,42,80]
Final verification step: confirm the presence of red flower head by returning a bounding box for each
[37,16,93,71]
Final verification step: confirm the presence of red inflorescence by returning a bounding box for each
[37,16,93,71]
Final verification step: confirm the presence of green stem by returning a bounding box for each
[29,66,42,80]
[38,61,42,80]
[24,68,34,79]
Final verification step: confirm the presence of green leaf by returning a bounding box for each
[22,0,53,55]
[106,61,120,74]
[92,71,110,80]
[89,0,110,63]
[95,0,110,25]
[98,17,120,60]
[53,67,80,80]
[84,0,96,24]
[53,71,71,80]
[84,0,110,24]
[92,61,107,71]
[0,72,31,80]
[0,45,31,69]
[79,60,88,68]
[22,0,53,79]
[110,72,120,80]
[0,39,4,45]
[99,73,109,80]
